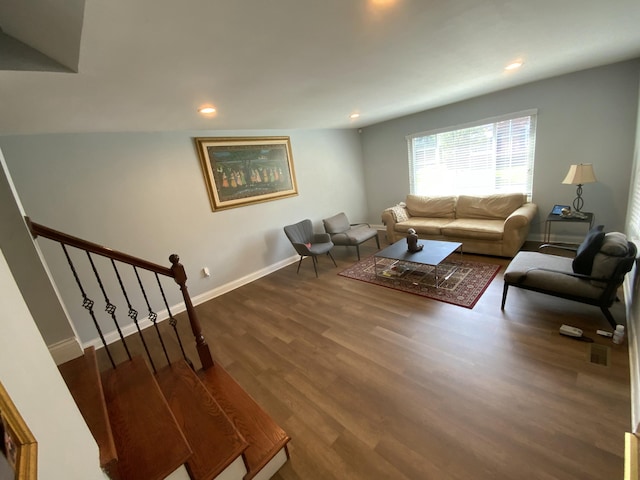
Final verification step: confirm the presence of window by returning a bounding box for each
[407,110,537,198]
[627,152,640,242]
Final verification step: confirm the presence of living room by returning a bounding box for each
[1,1,640,479]
[2,60,638,347]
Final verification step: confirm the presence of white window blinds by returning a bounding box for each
[407,110,537,198]
[627,152,640,241]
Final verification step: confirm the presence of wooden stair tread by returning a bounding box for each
[58,346,118,477]
[156,359,249,480]
[198,364,290,480]
[101,356,192,480]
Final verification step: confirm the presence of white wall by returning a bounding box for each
[360,59,640,243]
[0,128,366,345]
[0,248,108,479]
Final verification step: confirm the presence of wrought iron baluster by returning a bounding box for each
[86,252,131,361]
[111,260,156,373]
[134,266,171,365]
[155,273,192,370]
[60,244,115,368]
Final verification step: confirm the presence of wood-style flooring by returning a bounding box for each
[100,240,632,480]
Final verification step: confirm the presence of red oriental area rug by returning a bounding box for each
[338,256,500,309]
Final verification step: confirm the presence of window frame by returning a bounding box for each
[406,109,538,199]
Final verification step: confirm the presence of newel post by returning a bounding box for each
[169,254,214,369]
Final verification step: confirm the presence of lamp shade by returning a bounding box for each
[562,163,597,185]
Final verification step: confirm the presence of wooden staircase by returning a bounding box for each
[59,347,290,480]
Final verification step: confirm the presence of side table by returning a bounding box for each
[544,212,594,243]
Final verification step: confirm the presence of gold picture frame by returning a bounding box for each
[0,382,37,479]
[195,136,298,211]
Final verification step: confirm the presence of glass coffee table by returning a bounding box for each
[374,239,463,288]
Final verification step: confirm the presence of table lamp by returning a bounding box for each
[562,163,597,212]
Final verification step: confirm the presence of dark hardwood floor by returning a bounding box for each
[99,239,632,480]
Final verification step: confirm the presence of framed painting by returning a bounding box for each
[0,382,37,479]
[195,136,298,211]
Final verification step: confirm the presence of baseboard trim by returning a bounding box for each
[190,255,299,307]
[48,337,83,365]
[83,255,299,350]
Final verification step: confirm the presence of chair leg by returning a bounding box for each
[328,251,337,267]
[356,245,361,261]
[501,283,509,310]
[312,255,319,277]
[296,256,304,274]
[600,306,618,329]
[375,234,380,249]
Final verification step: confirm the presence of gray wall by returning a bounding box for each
[0,128,366,344]
[0,150,75,345]
[360,60,640,243]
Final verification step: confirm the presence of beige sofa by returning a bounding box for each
[381,193,537,258]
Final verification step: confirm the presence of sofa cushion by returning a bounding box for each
[456,193,526,220]
[600,232,628,256]
[405,195,456,218]
[394,218,453,236]
[590,252,623,284]
[572,225,605,275]
[440,219,504,240]
[589,233,629,286]
[505,251,605,299]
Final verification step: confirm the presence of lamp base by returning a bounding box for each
[572,184,584,212]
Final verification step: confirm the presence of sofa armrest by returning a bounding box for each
[381,206,407,243]
[504,202,537,231]
[381,208,397,226]
[501,202,537,257]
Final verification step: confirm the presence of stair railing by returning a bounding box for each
[26,217,213,371]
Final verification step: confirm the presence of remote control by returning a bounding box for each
[559,324,583,337]
[597,329,613,337]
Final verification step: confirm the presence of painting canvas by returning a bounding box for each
[0,382,36,479]
[195,136,298,211]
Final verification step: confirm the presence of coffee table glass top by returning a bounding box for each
[375,239,462,265]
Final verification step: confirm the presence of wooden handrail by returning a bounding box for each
[26,217,172,277]
[26,216,214,370]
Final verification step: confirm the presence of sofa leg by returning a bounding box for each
[600,306,618,329]
[501,283,509,310]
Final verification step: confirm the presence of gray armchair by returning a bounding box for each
[322,212,380,260]
[501,230,637,329]
[284,219,337,277]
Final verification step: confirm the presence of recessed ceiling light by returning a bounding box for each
[505,61,524,71]
[349,113,360,119]
[198,106,216,114]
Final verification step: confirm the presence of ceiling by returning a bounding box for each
[1,0,640,135]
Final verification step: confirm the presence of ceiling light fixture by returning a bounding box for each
[349,113,360,119]
[198,106,216,115]
[505,61,524,71]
